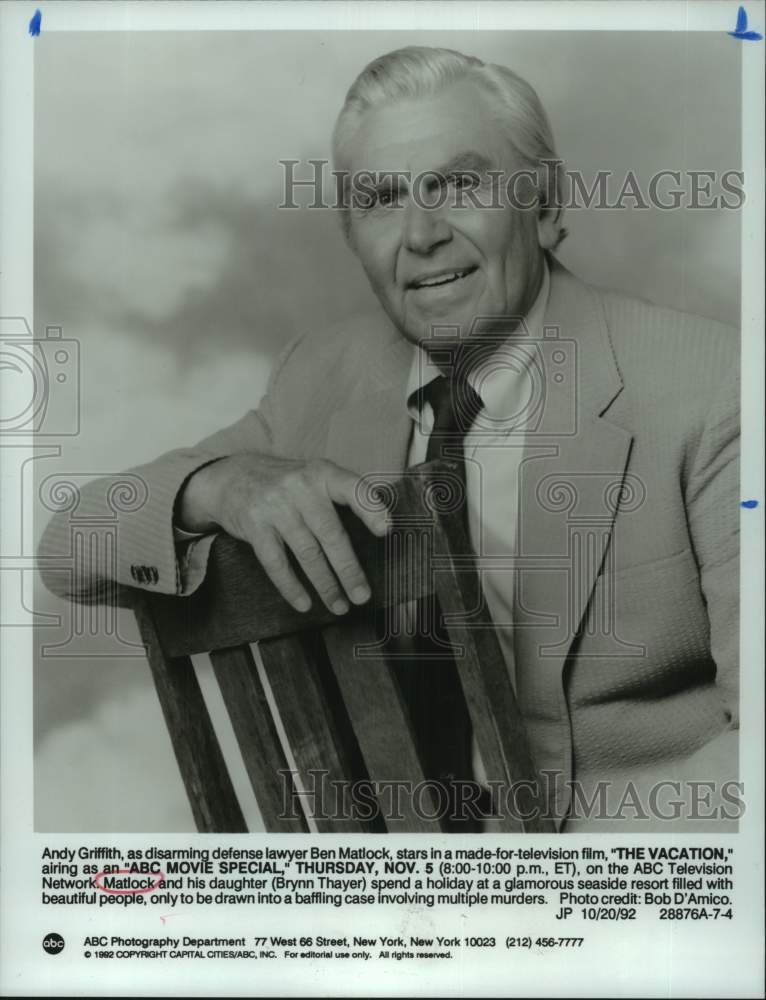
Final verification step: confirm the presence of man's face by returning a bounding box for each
[344,77,557,349]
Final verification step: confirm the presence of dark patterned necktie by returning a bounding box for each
[397,374,484,830]
[423,374,484,469]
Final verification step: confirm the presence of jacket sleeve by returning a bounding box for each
[684,353,740,730]
[37,339,299,604]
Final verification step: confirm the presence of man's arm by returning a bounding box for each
[37,332,297,604]
[36,408,275,604]
[37,336,390,612]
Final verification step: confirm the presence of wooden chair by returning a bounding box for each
[129,460,554,833]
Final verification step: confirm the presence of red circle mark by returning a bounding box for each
[93,869,166,895]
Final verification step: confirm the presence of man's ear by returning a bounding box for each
[537,205,565,251]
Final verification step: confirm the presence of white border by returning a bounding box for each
[1,2,763,997]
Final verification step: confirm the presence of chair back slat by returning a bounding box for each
[209,644,308,832]
[322,618,445,833]
[133,600,247,832]
[258,632,373,832]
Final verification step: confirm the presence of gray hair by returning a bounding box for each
[332,45,567,244]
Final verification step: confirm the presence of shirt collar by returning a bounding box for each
[405,259,551,426]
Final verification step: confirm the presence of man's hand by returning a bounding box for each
[176,454,390,614]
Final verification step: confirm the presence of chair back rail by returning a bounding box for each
[131,461,554,833]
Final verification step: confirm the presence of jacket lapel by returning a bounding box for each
[324,331,414,475]
[512,260,634,817]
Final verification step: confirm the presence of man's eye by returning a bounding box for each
[449,172,479,191]
[376,189,398,208]
[351,187,401,212]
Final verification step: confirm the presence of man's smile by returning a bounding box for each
[406,265,479,292]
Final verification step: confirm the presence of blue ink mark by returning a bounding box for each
[28,9,42,36]
[741,499,759,509]
[728,6,762,40]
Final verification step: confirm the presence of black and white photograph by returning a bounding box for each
[32,26,743,833]
[1,2,763,996]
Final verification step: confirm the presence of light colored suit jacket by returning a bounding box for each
[39,260,740,829]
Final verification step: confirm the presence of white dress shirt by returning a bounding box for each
[404,263,551,783]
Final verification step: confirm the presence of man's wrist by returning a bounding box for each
[174,458,226,534]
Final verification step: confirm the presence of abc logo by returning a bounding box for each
[42,932,65,955]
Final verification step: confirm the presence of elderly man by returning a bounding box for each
[39,46,740,831]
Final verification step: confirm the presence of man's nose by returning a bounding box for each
[402,199,452,255]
